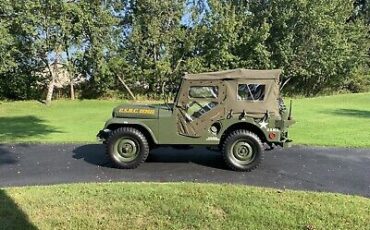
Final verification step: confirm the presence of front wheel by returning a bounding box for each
[107,127,150,169]
[222,130,264,171]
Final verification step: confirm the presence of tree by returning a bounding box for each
[60,1,86,100]
[0,0,41,100]
[9,0,67,104]
[0,0,368,99]
[118,0,187,97]
[267,0,369,95]
[354,0,370,23]
[0,21,19,99]
[0,18,16,74]
[77,0,118,98]
[197,0,272,70]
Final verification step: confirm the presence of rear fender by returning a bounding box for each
[220,121,268,144]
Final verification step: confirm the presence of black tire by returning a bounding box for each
[106,127,150,169]
[222,130,264,171]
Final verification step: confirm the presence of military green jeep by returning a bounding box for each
[97,69,295,171]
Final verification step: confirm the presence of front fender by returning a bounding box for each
[100,118,159,144]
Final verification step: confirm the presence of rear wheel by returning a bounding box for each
[222,130,263,171]
[107,127,150,169]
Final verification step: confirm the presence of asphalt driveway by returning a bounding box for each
[0,144,369,197]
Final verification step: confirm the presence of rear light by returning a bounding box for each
[269,132,276,140]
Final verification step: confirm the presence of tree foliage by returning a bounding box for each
[267,0,369,95]
[0,0,369,100]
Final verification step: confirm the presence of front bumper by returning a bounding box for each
[97,129,111,142]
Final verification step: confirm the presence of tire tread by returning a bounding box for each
[221,130,264,172]
[106,127,150,169]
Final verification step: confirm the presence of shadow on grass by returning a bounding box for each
[0,190,38,230]
[0,116,62,141]
[326,109,370,119]
[72,144,228,170]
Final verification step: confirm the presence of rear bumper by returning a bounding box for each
[282,140,293,148]
[97,129,111,142]
[275,139,293,148]
[276,129,293,148]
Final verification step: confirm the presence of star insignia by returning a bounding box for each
[259,120,268,129]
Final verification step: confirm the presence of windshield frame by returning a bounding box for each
[173,79,183,107]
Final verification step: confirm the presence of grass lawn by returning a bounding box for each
[1,183,369,230]
[289,93,370,147]
[0,93,369,147]
[0,100,122,144]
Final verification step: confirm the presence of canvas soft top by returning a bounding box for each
[184,68,282,81]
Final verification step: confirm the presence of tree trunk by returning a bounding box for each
[117,75,136,100]
[70,81,75,100]
[161,81,166,97]
[46,80,55,105]
[43,59,55,105]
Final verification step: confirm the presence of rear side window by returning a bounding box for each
[189,86,218,99]
[238,84,266,101]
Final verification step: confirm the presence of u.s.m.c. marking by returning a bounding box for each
[119,108,156,115]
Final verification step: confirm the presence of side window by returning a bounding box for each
[189,86,218,99]
[238,84,266,101]
[187,101,219,120]
[184,86,219,121]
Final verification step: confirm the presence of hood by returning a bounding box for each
[113,104,159,119]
